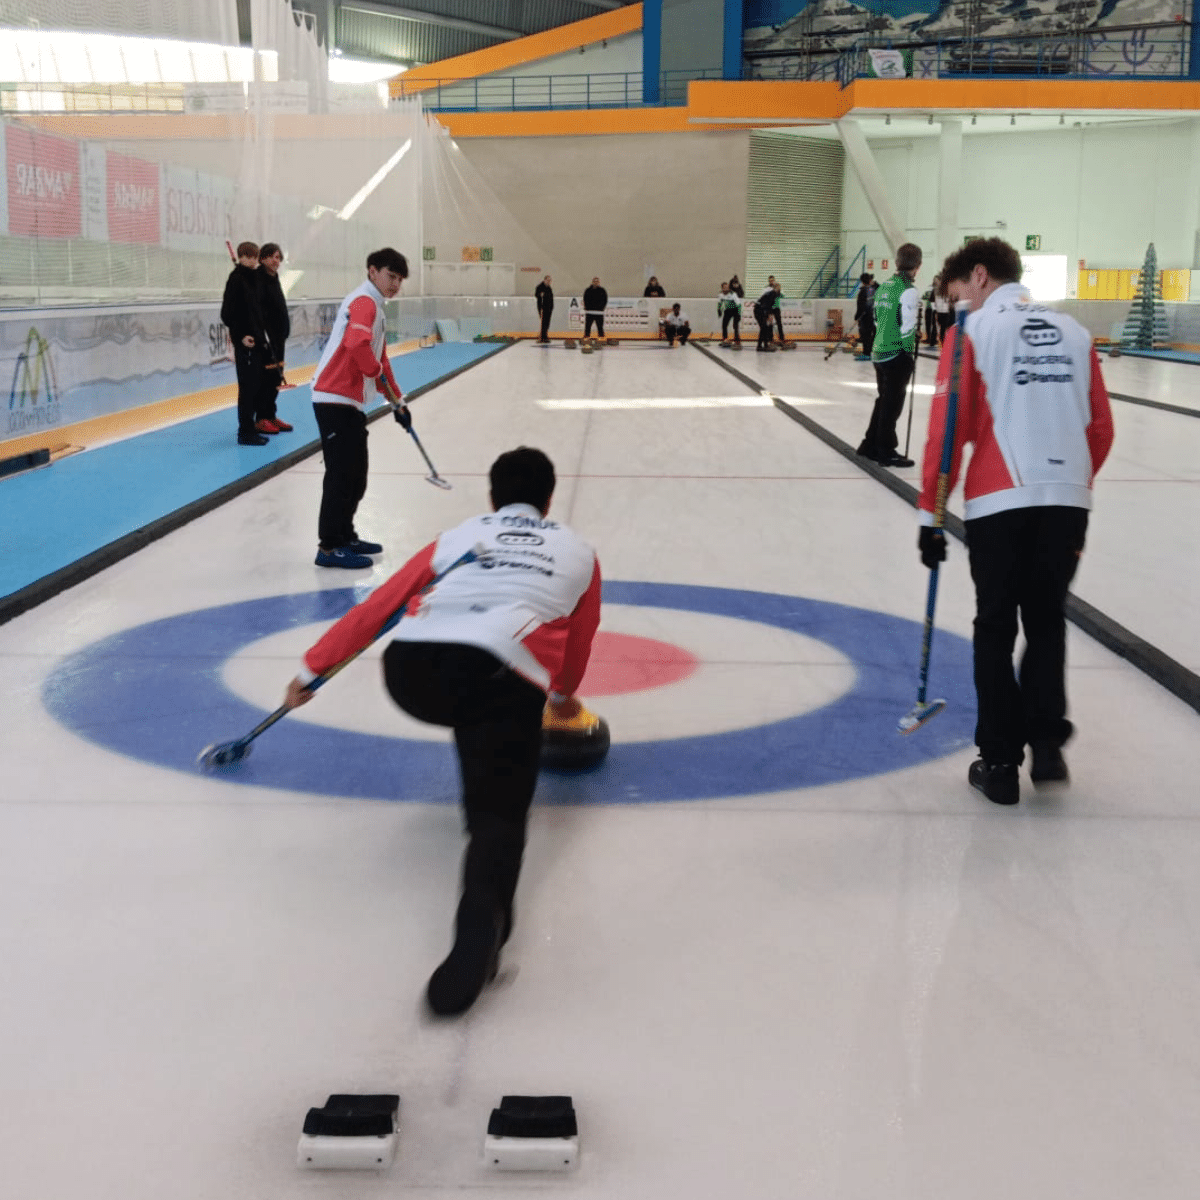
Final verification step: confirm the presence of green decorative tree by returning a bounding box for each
[1119,243,1171,350]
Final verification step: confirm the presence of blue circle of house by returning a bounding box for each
[43,581,975,804]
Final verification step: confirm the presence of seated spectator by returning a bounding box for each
[644,276,666,298]
[662,303,691,347]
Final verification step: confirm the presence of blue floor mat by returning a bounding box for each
[0,343,504,604]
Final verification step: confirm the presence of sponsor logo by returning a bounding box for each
[1019,318,1062,347]
[209,323,232,364]
[7,327,62,432]
[112,181,157,212]
[497,530,545,547]
[1014,370,1074,385]
[14,162,74,201]
[1012,354,1073,365]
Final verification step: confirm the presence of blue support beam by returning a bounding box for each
[643,0,662,103]
[723,0,743,80]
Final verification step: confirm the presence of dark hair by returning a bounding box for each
[259,242,281,261]
[236,241,259,259]
[938,237,1023,294]
[859,272,872,284]
[490,447,556,513]
[896,242,923,273]
[366,247,409,277]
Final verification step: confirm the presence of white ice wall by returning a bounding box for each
[841,120,1198,285]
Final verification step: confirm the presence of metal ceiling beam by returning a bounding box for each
[574,1,627,8]
[339,2,524,41]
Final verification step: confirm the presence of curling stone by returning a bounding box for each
[541,704,610,771]
[606,337,619,346]
[563,338,577,349]
[592,338,603,349]
[580,343,594,354]
[1108,345,1122,357]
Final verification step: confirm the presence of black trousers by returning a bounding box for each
[859,313,876,357]
[966,506,1088,765]
[772,308,785,343]
[234,343,267,435]
[858,352,913,461]
[937,311,954,341]
[258,365,281,422]
[721,309,741,340]
[755,309,773,349]
[665,325,690,345]
[383,641,546,939]
[538,305,552,342]
[924,306,938,347]
[584,313,604,337]
[313,403,368,549]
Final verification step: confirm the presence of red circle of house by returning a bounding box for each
[578,631,699,697]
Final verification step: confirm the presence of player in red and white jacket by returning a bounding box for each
[917,238,1114,806]
[311,247,409,570]
[285,447,602,1016]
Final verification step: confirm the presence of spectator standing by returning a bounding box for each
[729,275,745,299]
[934,284,953,343]
[582,277,608,339]
[257,242,293,432]
[534,275,554,344]
[662,303,691,346]
[220,240,269,446]
[643,276,666,298]
[922,275,940,348]
[767,275,786,344]
[916,238,1114,806]
[717,281,741,345]
[855,243,922,467]
[854,272,876,360]
[754,282,781,351]
[310,247,410,570]
[283,447,602,1016]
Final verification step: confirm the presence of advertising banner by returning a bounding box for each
[5,125,82,239]
[107,151,163,245]
[81,142,108,243]
[567,296,654,331]
[164,165,235,253]
[2,299,338,445]
[0,123,7,235]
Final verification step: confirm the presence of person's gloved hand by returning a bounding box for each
[392,403,412,431]
[919,527,947,568]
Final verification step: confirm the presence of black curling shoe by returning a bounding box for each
[426,899,503,1017]
[1030,742,1069,787]
[968,759,1020,806]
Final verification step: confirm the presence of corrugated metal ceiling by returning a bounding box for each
[297,1,637,68]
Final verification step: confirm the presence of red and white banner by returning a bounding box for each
[6,126,82,238]
[106,151,162,244]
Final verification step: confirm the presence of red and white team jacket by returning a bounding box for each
[919,282,1114,524]
[299,504,602,695]
[311,279,401,408]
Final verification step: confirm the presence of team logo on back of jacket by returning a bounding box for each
[1019,318,1062,346]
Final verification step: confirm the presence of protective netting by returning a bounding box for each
[0,0,562,305]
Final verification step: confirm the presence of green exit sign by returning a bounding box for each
[422,245,435,261]
[480,246,493,262]
[1025,234,1042,251]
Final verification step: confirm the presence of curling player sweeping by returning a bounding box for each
[280,447,607,1016]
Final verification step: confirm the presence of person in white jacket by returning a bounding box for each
[284,447,602,1016]
[917,238,1114,806]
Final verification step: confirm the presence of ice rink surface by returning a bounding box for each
[3,340,1200,1199]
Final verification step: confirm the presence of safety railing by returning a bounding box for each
[747,23,1191,87]
[392,67,723,111]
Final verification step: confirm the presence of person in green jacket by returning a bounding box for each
[856,243,923,468]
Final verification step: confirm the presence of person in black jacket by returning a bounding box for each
[221,240,270,446]
[753,282,780,351]
[256,242,292,432]
[729,275,745,299]
[534,275,554,343]
[854,272,876,360]
[643,276,665,297]
[582,277,607,339]
[767,275,786,344]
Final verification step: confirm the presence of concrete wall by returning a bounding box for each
[455,130,751,297]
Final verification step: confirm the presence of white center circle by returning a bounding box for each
[221,603,857,744]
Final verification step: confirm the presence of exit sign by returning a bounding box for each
[1025,234,1042,251]
[422,246,435,261]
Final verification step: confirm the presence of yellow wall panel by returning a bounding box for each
[1161,269,1190,302]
